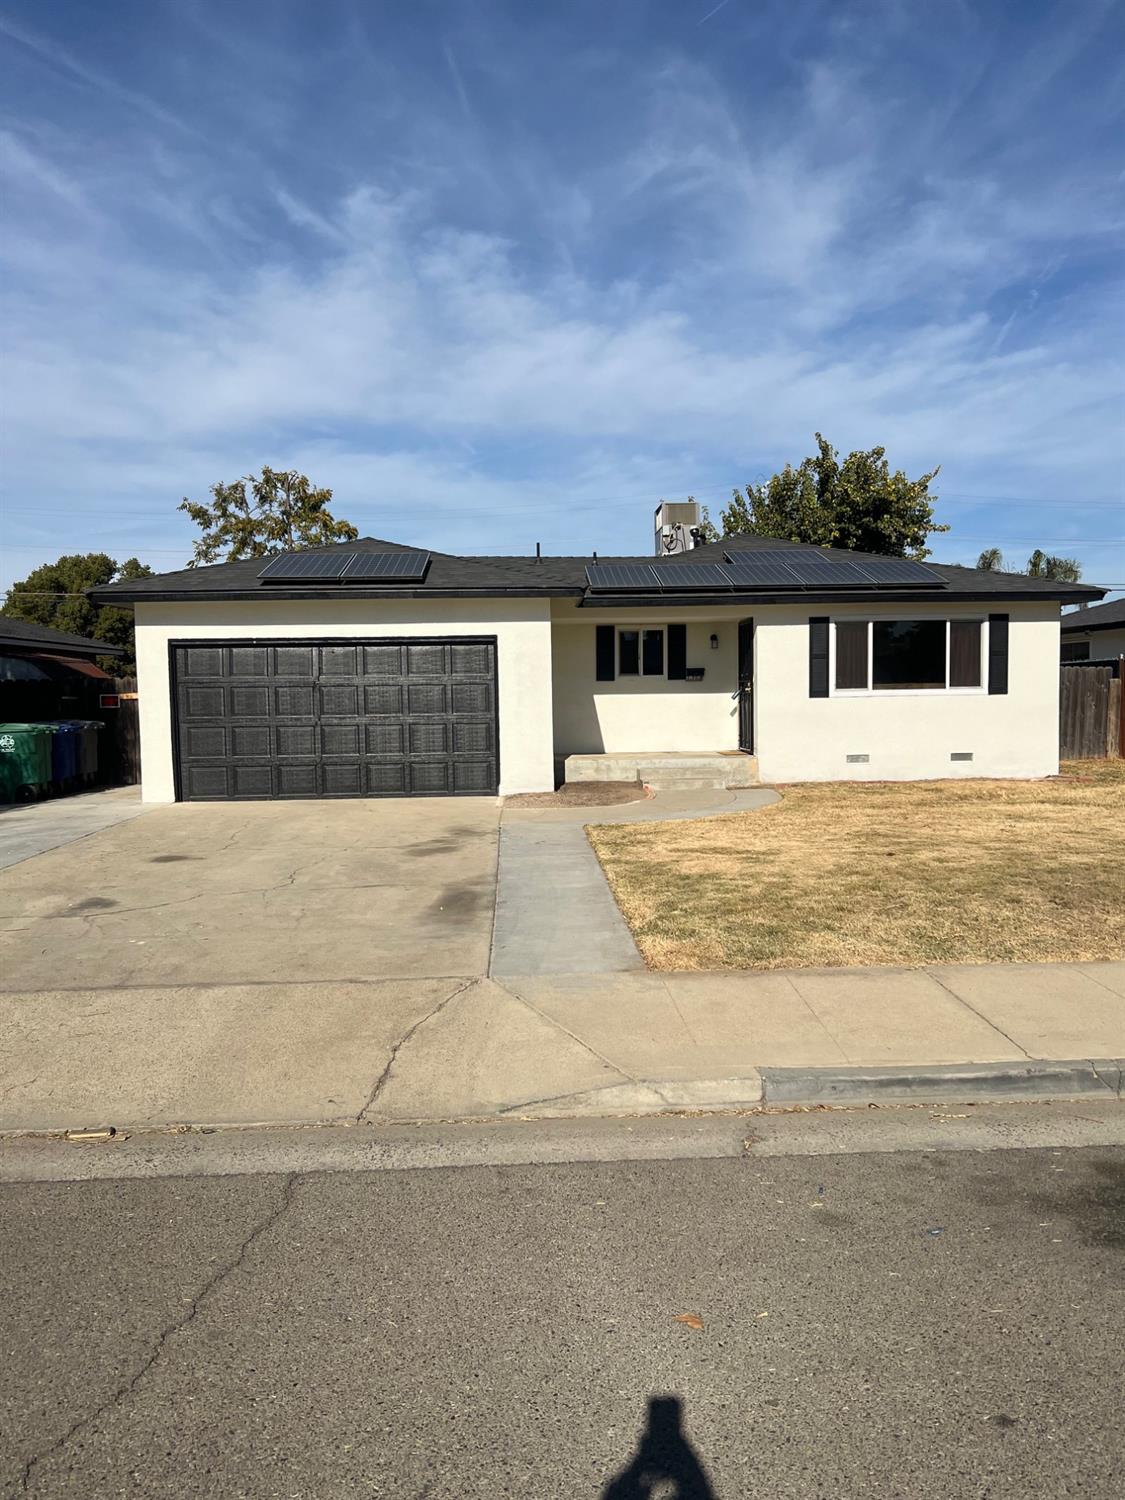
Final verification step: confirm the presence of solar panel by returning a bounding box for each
[586,563,663,591]
[851,556,943,586]
[258,549,431,583]
[341,550,430,581]
[655,563,734,590]
[782,556,878,588]
[258,551,356,580]
[724,555,806,588]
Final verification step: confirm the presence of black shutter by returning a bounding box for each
[988,613,1009,695]
[596,625,616,681]
[809,617,829,698]
[667,623,687,680]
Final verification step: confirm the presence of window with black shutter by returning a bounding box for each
[595,625,616,681]
[809,618,830,697]
[988,614,1009,694]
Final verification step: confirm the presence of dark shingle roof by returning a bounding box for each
[89,533,1106,607]
[1060,597,1125,633]
[0,616,122,656]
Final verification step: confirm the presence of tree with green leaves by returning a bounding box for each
[1,554,153,671]
[975,547,1081,581]
[693,434,946,558]
[179,466,358,566]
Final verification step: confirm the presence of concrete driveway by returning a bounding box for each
[0,798,501,1131]
[0,798,499,988]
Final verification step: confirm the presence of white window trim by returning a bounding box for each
[618,626,667,679]
[829,617,988,697]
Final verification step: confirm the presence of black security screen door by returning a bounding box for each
[173,638,498,800]
[737,618,754,752]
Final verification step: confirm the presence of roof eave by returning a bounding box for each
[90,585,588,605]
[578,585,1106,608]
[1060,617,1125,634]
[0,637,122,657]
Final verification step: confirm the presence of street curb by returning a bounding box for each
[759,1059,1125,1106]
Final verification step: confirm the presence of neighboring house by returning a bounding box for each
[91,510,1104,802]
[0,618,122,721]
[1060,598,1125,663]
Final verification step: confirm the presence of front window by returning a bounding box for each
[619,628,664,676]
[872,619,946,690]
[833,619,984,692]
[1061,641,1091,662]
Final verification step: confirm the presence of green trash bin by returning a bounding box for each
[0,723,51,801]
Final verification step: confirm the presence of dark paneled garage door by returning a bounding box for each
[173,638,498,800]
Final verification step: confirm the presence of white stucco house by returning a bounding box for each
[93,509,1105,802]
[1060,598,1125,663]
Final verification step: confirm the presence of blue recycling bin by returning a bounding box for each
[32,721,82,791]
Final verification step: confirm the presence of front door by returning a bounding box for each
[737,618,754,752]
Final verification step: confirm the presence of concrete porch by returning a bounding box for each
[564,751,759,791]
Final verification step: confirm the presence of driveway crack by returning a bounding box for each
[355,978,477,1121]
[14,1172,302,1498]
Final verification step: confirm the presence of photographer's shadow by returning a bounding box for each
[602,1396,716,1499]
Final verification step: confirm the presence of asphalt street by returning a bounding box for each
[2,1110,1122,1499]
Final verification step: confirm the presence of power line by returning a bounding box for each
[1,489,1122,523]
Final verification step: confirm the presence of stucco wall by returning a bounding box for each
[134,597,554,800]
[754,600,1061,782]
[551,599,1060,782]
[551,608,740,756]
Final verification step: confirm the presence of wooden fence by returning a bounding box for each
[1060,660,1124,759]
[109,675,141,784]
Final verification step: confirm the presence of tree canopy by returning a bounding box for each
[694,434,946,558]
[975,547,1081,582]
[1,553,153,672]
[179,466,358,566]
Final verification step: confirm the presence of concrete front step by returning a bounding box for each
[565,752,758,791]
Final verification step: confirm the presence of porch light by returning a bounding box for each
[710,633,719,650]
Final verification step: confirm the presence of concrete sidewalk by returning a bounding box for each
[2,960,1122,1134]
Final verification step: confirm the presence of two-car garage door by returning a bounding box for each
[173,638,498,800]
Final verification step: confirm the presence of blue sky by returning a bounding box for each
[1,0,1122,594]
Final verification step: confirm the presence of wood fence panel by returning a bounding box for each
[1060,664,1121,759]
[111,675,141,784]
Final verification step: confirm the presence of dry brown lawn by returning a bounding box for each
[587,760,1125,970]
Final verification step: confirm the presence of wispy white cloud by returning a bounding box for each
[0,12,204,139]
[0,127,88,209]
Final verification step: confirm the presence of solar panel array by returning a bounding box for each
[259,549,431,583]
[659,563,735,589]
[343,550,431,581]
[585,563,664,591]
[258,551,355,580]
[585,552,943,593]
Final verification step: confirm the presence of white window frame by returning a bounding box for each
[617,626,666,678]
[829,617,988,697]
